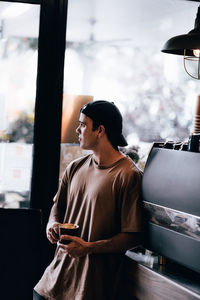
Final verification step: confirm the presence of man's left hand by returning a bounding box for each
[58,235,91,258]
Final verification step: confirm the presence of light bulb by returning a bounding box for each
[193,49,200,57]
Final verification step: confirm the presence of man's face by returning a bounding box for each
[76,113,99,150]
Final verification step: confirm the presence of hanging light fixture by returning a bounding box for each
[161,5,200,79]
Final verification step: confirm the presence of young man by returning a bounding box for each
[34,100,142,300]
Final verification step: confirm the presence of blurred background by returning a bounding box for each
[0,0,200,208]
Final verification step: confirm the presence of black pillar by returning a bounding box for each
[30,0,68,269]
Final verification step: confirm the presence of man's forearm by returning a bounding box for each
[47,203,64,230]
[88,232,141,254]
[46,203,65,243]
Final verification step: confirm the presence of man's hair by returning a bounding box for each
[91,120,119,150]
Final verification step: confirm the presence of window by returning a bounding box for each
[0,2,40,208]
[61,0,200,170]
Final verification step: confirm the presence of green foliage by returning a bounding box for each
[5,112,34,144]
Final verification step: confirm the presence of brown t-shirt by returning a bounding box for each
[35,154,142,300]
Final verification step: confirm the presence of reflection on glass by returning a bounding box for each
[0,2,40,208]
[143,201,200,241]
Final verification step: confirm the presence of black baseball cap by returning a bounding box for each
[80,100,128,147]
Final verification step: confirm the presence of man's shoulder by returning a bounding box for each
[67,154,92,173]
[119,156,143,182]
[122,156,143,173]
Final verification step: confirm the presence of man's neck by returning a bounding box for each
[92,145,125,167]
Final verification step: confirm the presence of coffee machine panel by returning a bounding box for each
[142,146,200,273]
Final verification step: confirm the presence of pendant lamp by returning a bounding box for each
[161,5,200,79]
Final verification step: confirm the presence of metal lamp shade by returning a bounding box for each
[161,6,200,79]
[161,29,200,56]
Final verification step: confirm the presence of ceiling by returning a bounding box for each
[67,0,200,47]
[0,0,199,49]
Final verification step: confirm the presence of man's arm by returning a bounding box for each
[46,171,68,244]
[58,232,141,258]
[46,198,67,244]
[46,203,61,244]
[89,232,141,253]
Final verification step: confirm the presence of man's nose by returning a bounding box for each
[76,125,80,133]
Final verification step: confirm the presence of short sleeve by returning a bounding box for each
[53,168,68,204]
[52,155,91,221]
[50,167,69,222]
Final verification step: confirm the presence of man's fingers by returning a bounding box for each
[58,242,69,249]
[58,242,77,258]
[48,227,59,240]
[48,236,57,244]
[51,230,59,240]
[53,226,60,235]
[47,230,59,244]
[60,235,82,243]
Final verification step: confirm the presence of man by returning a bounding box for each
[34,100,142,300]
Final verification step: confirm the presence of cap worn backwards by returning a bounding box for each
[80,100,128,147]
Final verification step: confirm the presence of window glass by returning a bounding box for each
[0,2,40,208]
[61,0,200,171]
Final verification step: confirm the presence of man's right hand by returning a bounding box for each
[46,222,60,244]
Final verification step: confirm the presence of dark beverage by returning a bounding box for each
[59,223,79,244]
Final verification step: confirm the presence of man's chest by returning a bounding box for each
[70,167,116,198]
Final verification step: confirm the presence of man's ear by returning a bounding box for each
[98,125,105,136]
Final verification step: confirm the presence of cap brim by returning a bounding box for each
[118,134,128,147]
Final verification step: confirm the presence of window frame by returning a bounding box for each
[0,0,68,221]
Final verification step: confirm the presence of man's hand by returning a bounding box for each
[58,232,141,257]
[46,222,61,244]
[58,235,91,258]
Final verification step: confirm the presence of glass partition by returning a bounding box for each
[61,0,200,171]
[0,2,40,208]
